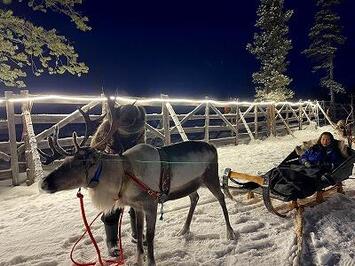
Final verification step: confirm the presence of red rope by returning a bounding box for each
[70,190,125,266]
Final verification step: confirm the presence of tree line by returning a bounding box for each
[247,0,346,104]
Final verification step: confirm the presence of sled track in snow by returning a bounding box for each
[163,189,265,214]
[301,232,318,266]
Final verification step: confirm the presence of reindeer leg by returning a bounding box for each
[206,177,237,240]
[145,204,158,266]
[178,191,199,236]
[135,209,144,266]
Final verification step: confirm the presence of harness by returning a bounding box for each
[123,148,171,219]
[85,149,172,219]
[158,148,171,202]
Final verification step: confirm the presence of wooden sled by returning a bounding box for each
[222,148,355,218]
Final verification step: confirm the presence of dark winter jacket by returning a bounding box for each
[299,144,342,171]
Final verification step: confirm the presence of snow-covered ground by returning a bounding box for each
[0,126,354,266]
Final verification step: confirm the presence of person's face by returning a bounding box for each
[320,134,332,147]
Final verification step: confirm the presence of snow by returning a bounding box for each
[0,126,354,266]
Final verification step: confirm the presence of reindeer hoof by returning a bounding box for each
[227,230,238,240]
[108,246,120,257]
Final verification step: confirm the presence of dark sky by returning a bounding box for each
[9,0,355,101]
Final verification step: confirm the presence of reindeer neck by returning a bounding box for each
[100,153,127,193]
[88,153,126,212]
[99,153,124,173]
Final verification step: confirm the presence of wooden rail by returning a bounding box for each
[0,91,353,185]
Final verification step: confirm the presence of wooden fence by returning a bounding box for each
[0,90,352,186]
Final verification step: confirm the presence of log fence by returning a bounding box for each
[0,91,353,186]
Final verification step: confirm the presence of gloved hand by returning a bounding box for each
[304,161,311,168]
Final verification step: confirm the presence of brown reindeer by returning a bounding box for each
[40,135,236,266]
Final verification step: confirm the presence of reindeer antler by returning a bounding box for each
[38,126,65,165]
[78,107,106,146]
[91,98,119,149]
[38,124,90,164]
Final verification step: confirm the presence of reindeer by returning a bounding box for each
[40,134,236,266]
[335,108,354,148]
[89,100,146,256]
[39,100,147,257]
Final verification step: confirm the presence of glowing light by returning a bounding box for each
[8,95,106,103]
[1,93,317,107]
[114,96,316,107]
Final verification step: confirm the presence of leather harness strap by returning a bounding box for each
[157,147,171,202]
[122,149,171,203]
[124,171,161,199]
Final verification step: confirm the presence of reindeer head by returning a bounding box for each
[92,100,146,149]
[40,133,102,193]
[115,104,146,135]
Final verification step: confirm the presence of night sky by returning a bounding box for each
[9,0,355,101]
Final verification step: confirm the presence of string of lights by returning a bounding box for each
[0,94,318,107]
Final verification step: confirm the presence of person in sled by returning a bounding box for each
[299,132,343,172]
[91,102,146,257]
[265,131,349,201]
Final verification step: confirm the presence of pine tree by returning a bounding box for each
[303,0,346,104]
[247,0,294,102]
[0,0,90,88]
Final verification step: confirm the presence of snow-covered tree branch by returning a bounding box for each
[0,0,89,88]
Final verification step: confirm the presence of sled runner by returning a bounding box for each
[222,140,355,218]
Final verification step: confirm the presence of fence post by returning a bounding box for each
[161,94,171,145]
[321,101,326,125]
[254,105,258,139]
[20,90,44,185]
[5,91,20,185]
[266,103,276,137]
[299,104,303,130]
[285,105,289,128]
[204,97,210,142]
[314,101,320,127]
[235,99,239,145]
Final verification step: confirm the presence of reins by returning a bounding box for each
[70,188,125,266]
